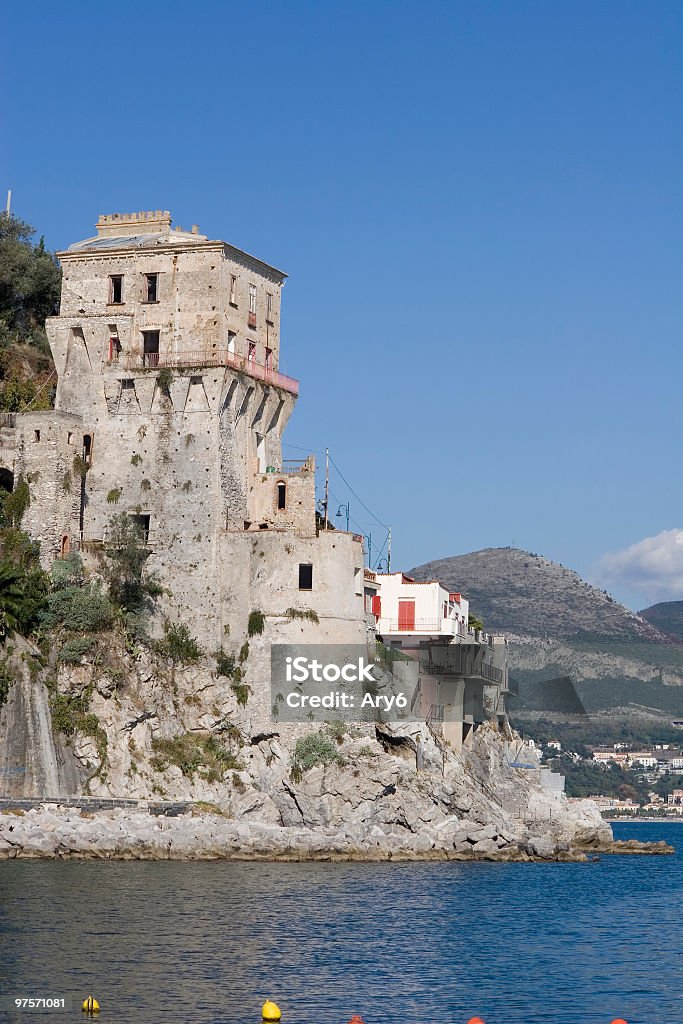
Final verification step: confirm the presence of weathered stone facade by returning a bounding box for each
[0,211,365,656]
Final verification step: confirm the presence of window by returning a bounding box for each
[265,347,272,370]
[109,275,123,304]
[298,563,313,591]
[142,330,160,367]
[227,330,236,355]
[121,379,135,390]
[248,341,256,364]
[144,273,159,302]
[266,292,274,323]
[82,434,93,464]
[249,284,257,314]
[33,430,41,442]
[130,513,151,544]
[277,481,286,510]
[230,275,238,306]
[108,332,121,362]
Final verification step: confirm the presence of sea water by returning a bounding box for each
[0,822,679,1024]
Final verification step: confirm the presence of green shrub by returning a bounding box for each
[468,613,484,631]
[151,733,241,781]
[291,732,342,780]
[325,720,347,745]
[231,682,250,707]
[156,622,203,664]
[141,479,151,492]
[0,477,31,527]
[131,454,142,467]
[215,648,235,677]
[72,455,89,479]
[41,582,115,633]
[106,488,122,505]
[247,610,265,636]
[50,553,83,588]
[238,641,249,663]
[59,636,95,663]
[0,658,13,708]
[285,607,319,624]
[49,689,107,760]
[157,368,173,392]
[104,513,159,612]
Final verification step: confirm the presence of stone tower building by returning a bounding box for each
[0,211,366,650]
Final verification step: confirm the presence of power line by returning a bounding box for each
[328,454,390,531]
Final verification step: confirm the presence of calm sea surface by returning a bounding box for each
[0,822,680,1024]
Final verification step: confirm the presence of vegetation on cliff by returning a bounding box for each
[0,213,60,411]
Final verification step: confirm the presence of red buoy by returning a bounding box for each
[347,1017,366,1024]
[610,1020,629,1024]
[466,1018,486,1024]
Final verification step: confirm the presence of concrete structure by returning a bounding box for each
[0,211,366,666]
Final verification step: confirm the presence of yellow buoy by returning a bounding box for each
[81,996,100,1013]
[262,999,281,1021]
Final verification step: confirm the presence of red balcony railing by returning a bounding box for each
[124,349,299,395]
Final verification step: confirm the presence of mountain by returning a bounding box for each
[408,548,683,721]
[639,601,683,643]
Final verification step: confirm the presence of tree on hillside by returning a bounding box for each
[0,214,61,344]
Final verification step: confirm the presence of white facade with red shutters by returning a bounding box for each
[369,572,471,647]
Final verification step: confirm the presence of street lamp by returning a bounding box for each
[336,503,350,531]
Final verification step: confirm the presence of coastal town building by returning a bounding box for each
[371,572,470,648]
[0,211,366,672]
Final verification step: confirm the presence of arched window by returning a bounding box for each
[0,468,14,493]
[277,481,286,511]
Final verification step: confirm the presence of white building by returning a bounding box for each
[372,572,470,648]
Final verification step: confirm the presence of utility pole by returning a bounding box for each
[324,447,329,530]
[366,533,372,569]
[5,190,10,217]
[387,526,392,572]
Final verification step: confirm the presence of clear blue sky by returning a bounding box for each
[3,1,682,610]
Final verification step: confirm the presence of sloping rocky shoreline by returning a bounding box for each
[0,806,673,863]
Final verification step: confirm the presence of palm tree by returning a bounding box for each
[0,561,40,634]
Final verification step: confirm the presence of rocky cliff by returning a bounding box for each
[409,548,683,721]
[0,628,611,859]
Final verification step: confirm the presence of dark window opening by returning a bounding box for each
[131,514,151,544]
[108,332,121,362]
[34,430,41,442]
[144,274,159,303]
[190,375,203,385]
[298,563,313,591]
[0,468,14,493]
[259,523,269,530]
[277,482,286,510]
[82,434,92,464]
[142,331,160,367]
[121,379,135,390]
[109,275,123,304]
